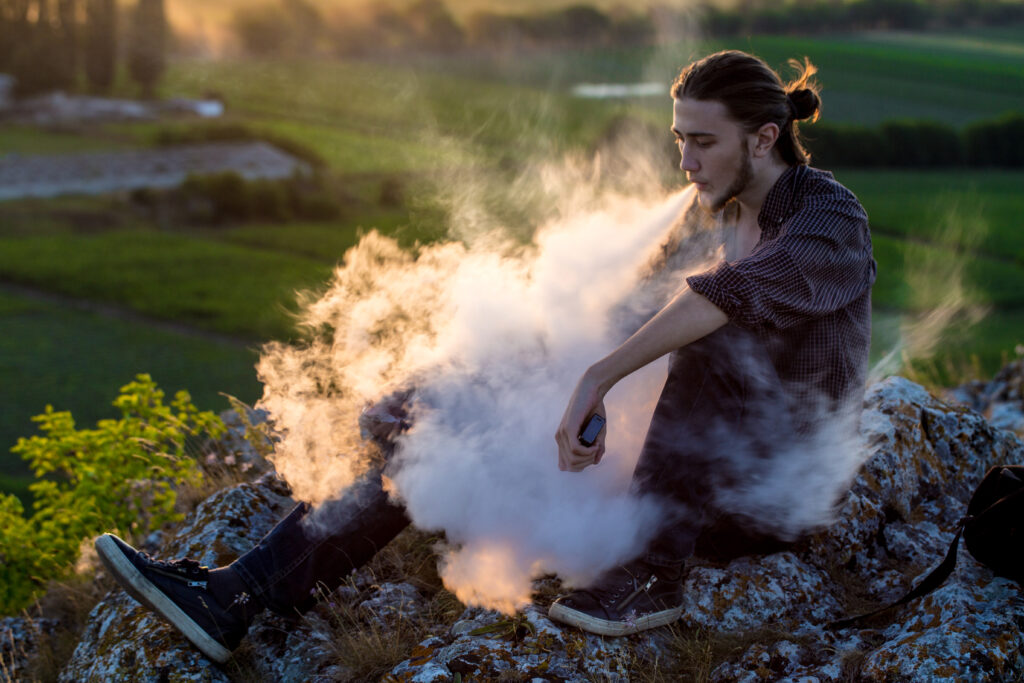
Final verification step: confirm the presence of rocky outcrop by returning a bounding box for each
[51,375,1024,681]
[950,354,1024,436]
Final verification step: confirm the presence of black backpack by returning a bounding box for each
[832,465,1024,629]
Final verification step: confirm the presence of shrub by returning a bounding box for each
[880,120,964,167]
[0,375,224,615]
[965,113,1024,167]
[171,171,342,225]
[804,122,886,168]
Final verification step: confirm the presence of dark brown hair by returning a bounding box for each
[671,50,821,166]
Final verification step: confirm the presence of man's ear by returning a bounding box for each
[751,122,780,158]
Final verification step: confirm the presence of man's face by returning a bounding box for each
[672,97,753,212]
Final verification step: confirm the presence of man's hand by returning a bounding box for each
[555,370,608,472]
[554,287,728,473]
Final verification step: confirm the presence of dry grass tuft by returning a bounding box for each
[628,623,823,683]
[363,526,449,593]
[313,581,435,681]
[305,527,465,682]
[19,571,115,682]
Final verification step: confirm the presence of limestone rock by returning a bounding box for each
[950,356,1024,436]
[386,606,633,682]
[1,616,56,681]
[680,552,844,632]
[57,592,232,683]
[360,582,426,626]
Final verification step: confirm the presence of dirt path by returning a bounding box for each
[0,141,309,201]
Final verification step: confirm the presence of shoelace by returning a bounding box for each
[142,553,210,587]
[576,566,652,608]
[147,554,205,574]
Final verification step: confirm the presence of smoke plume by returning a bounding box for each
[257,143,697,608]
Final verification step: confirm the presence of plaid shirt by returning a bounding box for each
[686,165,876,408]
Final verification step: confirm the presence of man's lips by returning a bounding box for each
[690,180,708,191]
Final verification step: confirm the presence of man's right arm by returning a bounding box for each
[555,286,728,472]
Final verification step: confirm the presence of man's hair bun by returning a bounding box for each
[784,57,821,123]
[787,88,821,122]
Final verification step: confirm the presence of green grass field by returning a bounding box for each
[2,25,1023,502]
[834,170,1024,259]
[0,229,332,339]
[0,289,262,503]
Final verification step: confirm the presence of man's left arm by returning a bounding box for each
[687,194,873,331]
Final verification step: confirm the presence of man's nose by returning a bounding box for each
[680,146,699,173]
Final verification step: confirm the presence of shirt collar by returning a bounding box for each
[757,164,804,240]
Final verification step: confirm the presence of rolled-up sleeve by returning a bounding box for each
[686,192,874,330]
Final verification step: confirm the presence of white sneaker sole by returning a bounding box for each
[547,601,683,637]
[94,534,233,663]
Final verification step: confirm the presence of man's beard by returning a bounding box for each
[709,146,754,213]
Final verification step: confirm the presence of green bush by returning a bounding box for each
[965,113,1024,167]
[0,375,224,615]
[172,171,341,225]
[880,120,964,167]
[804,123,886,168]
[805,116,1024,169]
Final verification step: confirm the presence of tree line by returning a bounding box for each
[0,0,167,96]
[806,114,1024,168]
[231,0,1024,57]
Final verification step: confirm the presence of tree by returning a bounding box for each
[232,2,290,56]
[84,0,117,92]
[127,0,165,98]
[57,0,78,85]
[405,0,463,52]
[10,0,75,94]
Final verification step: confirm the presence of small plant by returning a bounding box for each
[469,613,535,642]
[0,375,224,615]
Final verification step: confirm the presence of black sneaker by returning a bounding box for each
[547,560,683,636]
[95,534,253,663]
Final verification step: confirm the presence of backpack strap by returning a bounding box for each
[830,469,1024,630]
[829,520,966,629]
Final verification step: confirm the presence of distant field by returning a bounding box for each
[0,126,136,156]
[833,170,1024,260]
[430,27,1024,127]
[154,59,619,172]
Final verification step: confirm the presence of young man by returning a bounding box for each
[547,50,875,635]
[95,50,875,660]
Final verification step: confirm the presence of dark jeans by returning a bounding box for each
[232,468,410,615]
[633,324,798,567]
[233,324,794,613]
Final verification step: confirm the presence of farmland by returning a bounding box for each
[1,26,1022,502]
